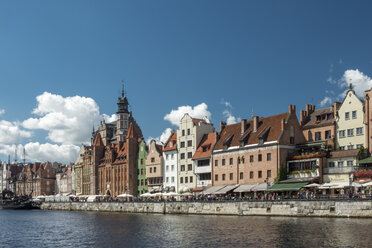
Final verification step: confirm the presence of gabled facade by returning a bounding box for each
[137,139,148,195]
[336,86,365,150]
[192,132,217,189]
[212,105,305,186]
[177,114,215,193]
[146,140,163,193]
[163,131,178,193]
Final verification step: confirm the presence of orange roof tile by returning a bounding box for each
[192,118,202,126]
[214,112,289,151]
[192,132,217,159]
[163,132,177,152]
[93,132,104,146]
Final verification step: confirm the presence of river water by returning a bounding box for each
[0,210,371,248]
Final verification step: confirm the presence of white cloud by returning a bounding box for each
[147,128,172,145]
[102,114,117,123]
[223,110,241,125]
[320,96,332,107]
[0,120,32,144]
[0,109,5,115]
[0,143,80,164]
[164,102,211,126]
[221,100,232,108]
[22,92,111,145]
[339,69,372,98]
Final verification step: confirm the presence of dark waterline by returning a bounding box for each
[0,210,371,248]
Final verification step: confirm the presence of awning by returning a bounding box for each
[268,182,309,192]
[203,185,226,195]
[358,156,372,165]
[252,183,269,191]
[234,184,256,193]
[214,184,239,194]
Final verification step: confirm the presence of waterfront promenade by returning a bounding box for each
[41,199,372,218]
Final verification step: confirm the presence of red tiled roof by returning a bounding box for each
[192,132,217,159]
[192,118,202,126]
[126,123,136,139]
[113,142,128,164]
[155,144,163,154]
[214,113,289,151]
[163,132,177,152]
[93,132,104,146]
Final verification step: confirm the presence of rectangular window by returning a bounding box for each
[151,157,155,163]
[171,165,174,171]
[181,153,185,159]
[315,132,321,141]
[181,165,185,171]
[357,144,363,149]
[345,112,350,120]
[337,161,344,167]
[215,174,218,181]
[150,168,152,173]
[166,165,169,172]
[182,130,185,136]
[222,174,225,181]
[166,154,169,160]
[267,170,271,178]
[356,127,363,136]
[215,160,218,167]
[229,158,233,165]
[187,152,192,158]
[339,130,345,138]
[352,111,357,119]
[347,145,354,150]
[180,177,183,183]
[240,172,243,180]
[187,129,190,135]
[171,154,174,159]
[325,130,331,139]
[250,171,254,179]
[222,159,225,166]
[347,129,354,137]
[250,155,254,162]
[190,176,193,183]
[188,164,192,171]
[258,171,262,178]
[171,177,174,183]
[181,142,185,148]
[229,173,233,180]
[154,167,156,173]
[267,153,271,161]
[187,140,192,147]
[166,177,169,183]
[185,177,188,183]
[290,137,295,144]
[258,154,262,162]
[340,146,345,150]
[347,160,353,166]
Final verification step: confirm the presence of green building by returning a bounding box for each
[137,139,148,195]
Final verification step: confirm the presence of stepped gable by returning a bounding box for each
[192,132,217,160]
[93,132,104,146]
[163,132,177,152]
[214,112,289,150]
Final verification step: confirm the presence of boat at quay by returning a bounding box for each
[0,190,38,210]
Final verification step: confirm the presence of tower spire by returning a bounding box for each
[122,80,125,97]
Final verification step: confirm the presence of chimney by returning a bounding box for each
[333,102,340,118]
[220,121,226,132]
[305,104,315,114]
[240,119,247,135]
[281,119,285,131]
[300,110,305,125]
[289,105,296,115]
[253,116,259,132]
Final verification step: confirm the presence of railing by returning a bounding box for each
[323,166,356,174]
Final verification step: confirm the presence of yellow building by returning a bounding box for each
[335,86,365,150]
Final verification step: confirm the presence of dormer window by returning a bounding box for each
[169,141,173,147]
[202,146,207,152]
[316,116,321,121]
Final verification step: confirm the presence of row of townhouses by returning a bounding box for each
[68,84,372,197]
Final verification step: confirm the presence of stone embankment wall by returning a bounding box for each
[41,200,372,218]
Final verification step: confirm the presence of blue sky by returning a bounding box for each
[1,1,372,163]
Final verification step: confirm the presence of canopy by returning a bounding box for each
[304,183,320,188]
[214,184,239,194]
[234,184,256,193]
[362,181,372,187]
[203,185,226,195]
[319,182,362,189]
[253,183,269,191]
[140,193,152,197]
[268,182,309,192]
[358,156,372,164]
[163,192,178,197]
[181,192,193,196]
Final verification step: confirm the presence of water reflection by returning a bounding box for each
[0,210,371,247]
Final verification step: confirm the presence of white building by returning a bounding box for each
[162,131,178,193]
[177,114,215,193]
